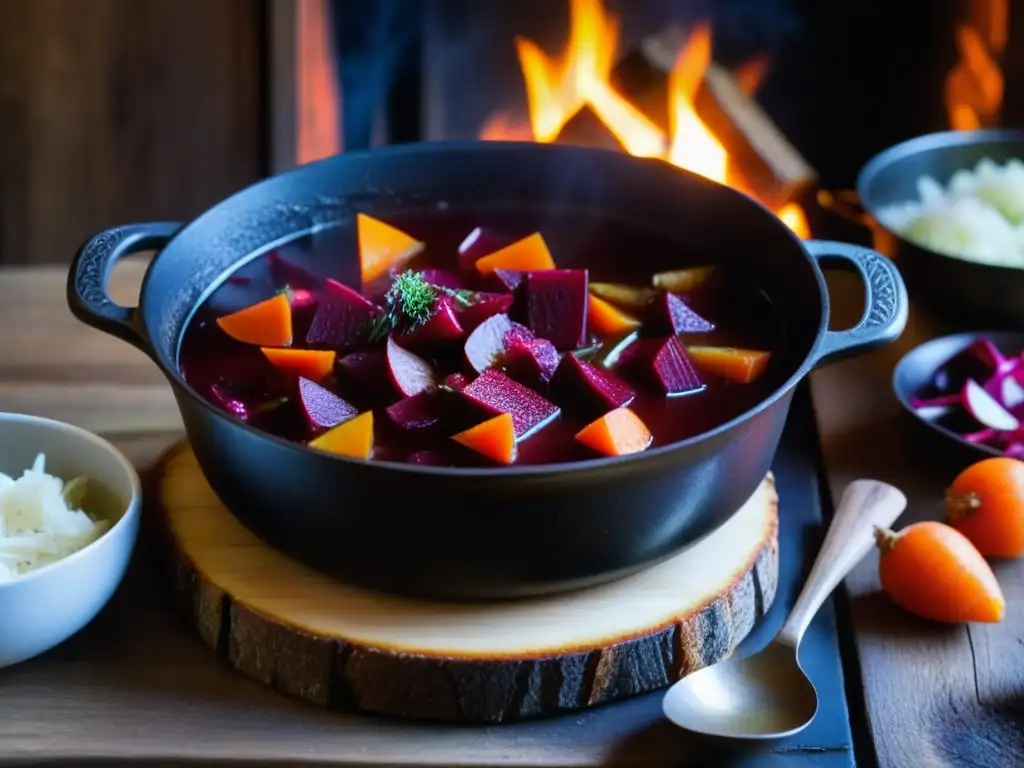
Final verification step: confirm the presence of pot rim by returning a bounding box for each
[139,142,830,478]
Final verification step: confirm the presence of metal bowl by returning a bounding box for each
[892,330,1024,461]
[821,129,1024,330]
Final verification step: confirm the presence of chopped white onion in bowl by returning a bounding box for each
[0,412,140,669]
[0,453,110,584]
[876,157,1024,268]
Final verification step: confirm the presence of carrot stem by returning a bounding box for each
[945,489,982,520]
[874,526,898,553]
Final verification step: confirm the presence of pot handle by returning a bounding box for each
[805,240,908,366]
[67,222,181,354]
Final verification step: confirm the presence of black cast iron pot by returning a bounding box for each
[67,142,908,599]
[820,129,1024,330]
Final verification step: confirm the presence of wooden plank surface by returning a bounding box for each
[4,261,1014,767]
[0,0,264,266]
[0,263,854,766]
[810,270,1024,768]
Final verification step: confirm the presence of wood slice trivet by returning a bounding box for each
[156,442,779,723]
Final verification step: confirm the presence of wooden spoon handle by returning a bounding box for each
[777,479,907,648]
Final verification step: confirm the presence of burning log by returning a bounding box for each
[554,104,628,153]
[614,26,817,210]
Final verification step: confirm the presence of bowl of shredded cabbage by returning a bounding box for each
[0,412,141,668]
[826,129,1024,328]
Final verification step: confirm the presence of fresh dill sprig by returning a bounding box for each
[365,271,439,341]
[435,286,475,307]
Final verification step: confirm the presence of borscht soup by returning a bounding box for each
[178,209,786,467]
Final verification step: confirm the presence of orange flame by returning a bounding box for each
[482,0,809,239]
[945,0,1008,130]
[666,24,729,184]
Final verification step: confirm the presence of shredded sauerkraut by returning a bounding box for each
[0,454,110,583]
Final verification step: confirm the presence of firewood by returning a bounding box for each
[615,26,817,209]
[554,104,629,153]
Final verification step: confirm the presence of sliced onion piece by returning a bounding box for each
[1002,375,1024,409]
[963,378,1020,431]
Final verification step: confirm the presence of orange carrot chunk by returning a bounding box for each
[308,411,374,459]
[877,521,1005,624]
[474,232,556,275]
[452,412,517,464]
[589,282,657,312]
[688,346,771,384]
[588,294,641,336]
[357,212,425,285]
[261,348,336,382]
[575,407,652,457]
[216,293,292,346]
[651,266,714,293]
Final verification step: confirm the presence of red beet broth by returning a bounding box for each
[178,209,786,467]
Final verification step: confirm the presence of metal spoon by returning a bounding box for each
[662,479,907,739]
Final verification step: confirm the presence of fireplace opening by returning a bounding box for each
[279,0,1014,233]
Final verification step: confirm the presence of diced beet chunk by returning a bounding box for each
[458,292,516,331]
[503,323,534,345]
[269,252,321,289]
[298,377,358,434]
[525,269,589,350]
[444,372,472,391]
[644,291,714,335]
[617,336,705,396]
[337,351,388,392]
[552,355,635,414]
[504,333,560,387]
[208,381,290,428]
[398,296,465,345]
[209,382,264,421]
[458,227,512,272]
[385,391,444,432]
[204,351,290,421]
[460,369,560,438]
[306,278,380,349]
[464,313,529,373]
[386,335,437,397]
[492,269,524,293]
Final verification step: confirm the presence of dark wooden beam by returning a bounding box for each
[0,0,266,265]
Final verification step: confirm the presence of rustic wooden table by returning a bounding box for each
[0,261,1018,767]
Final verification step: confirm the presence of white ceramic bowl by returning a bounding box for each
[0,413,141,668]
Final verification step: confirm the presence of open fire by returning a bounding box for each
[944,0,1008,130]
[481,0,811,239]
